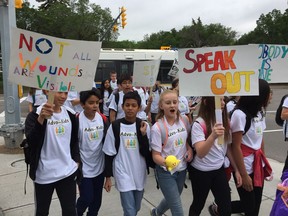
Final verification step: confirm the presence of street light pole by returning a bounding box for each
[0,0,24,148]
[100,10,123,41]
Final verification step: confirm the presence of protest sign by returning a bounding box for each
[178,45,259,96]
[9,27,102,92]
[132,59,161,87]
[258,44,288,83]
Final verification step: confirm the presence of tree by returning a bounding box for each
[16,0,115,41]
[178,18,237,48]
[237,9,288,45]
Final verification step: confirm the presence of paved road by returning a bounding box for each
[1,83,288,163]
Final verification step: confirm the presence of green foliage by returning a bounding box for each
[15,3,286,49]
[16,0,115,41]
[136,18,237,49]
[237,9,288,45]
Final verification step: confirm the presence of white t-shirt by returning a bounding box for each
[35,106,78,184]
[178,96,189,115]
[26,89,47,106]
[230,110,266,174]
[110,80,118,90]
[103,90,110,116]
[109,91,147,120]
[282,97,288,137]
[150,88,163,114]
[64,91,83,113]
[78,111,105,178]
[102,121,150,192]
[151,117,188,172]
[191,117,229,171]
[226,100,237,114]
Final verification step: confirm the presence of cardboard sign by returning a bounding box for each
[178,45,259,96]
[132,59,161,87]
[258,44,288,83]
[9,27,102,92]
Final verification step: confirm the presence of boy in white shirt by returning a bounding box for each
[76,88,109,216]
[103,91,151,216]
[25,91,80,216]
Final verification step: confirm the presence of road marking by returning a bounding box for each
[264,129,283,133]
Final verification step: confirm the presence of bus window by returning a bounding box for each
[95,60,116,82]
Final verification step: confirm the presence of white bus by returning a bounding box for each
[95,48,177,86]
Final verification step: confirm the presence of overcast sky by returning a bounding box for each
[93,0,287,41]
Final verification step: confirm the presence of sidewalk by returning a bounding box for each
[0,132,283,216]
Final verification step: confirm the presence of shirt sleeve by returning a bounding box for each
[102,125,117,156]
[108,94,117,112]
[191,121,206,146]
[283,97,288,108]
[230,110,246,133]
[150,123,162,153]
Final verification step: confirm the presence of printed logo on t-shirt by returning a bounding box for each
[255,125,263,135]
[55,125,65,135]
[168,127,185,137]
[125,139,137,149]
[174,137,184,148]
[120,131,137,149]
[89,131,99,140]
[48,118,70,125]
[84,126,103,141]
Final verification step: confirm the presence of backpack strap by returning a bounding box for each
[111,118,121,153]
[194,118,207,138]
[135,118,154,173]
[115,92,119,113]
[20,139,29,194]
[155,118,169,148]
[98,112,109,143]
[179,115,190,133]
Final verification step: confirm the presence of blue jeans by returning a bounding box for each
[120,190,144,216]
[76,173,104,216]
[154,165,187,216]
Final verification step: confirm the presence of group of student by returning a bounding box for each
[24,73,273,216]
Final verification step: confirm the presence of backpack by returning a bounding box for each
[275,94,288,127]
[111,117,155,172]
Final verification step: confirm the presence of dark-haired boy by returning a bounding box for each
[76,88,109,216]
[109,74,149,122]
[25,91,80,216]
[103,91,151,216]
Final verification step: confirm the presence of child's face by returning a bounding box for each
[104,80,110,89]
[160,92,178,118]
[122,99,140,119]
[121,80,133,93]
[82,95,100,117]
[54,92,68,107]
[110,74,117,81]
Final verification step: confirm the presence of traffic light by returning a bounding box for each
[15,0,23,8]
[112,24,118,32]
[121,7,127,29]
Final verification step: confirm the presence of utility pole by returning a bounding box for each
[100,6,127,41]
[0,0,24,148]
